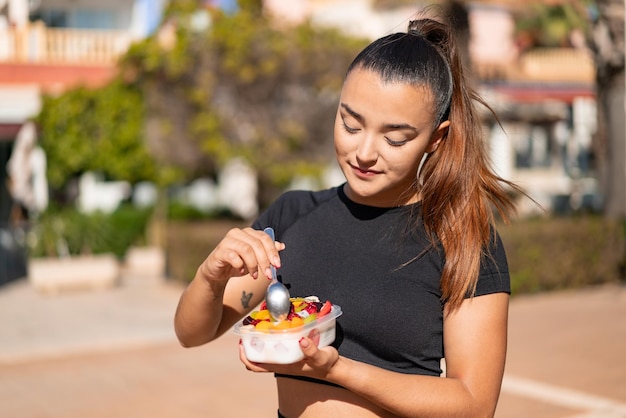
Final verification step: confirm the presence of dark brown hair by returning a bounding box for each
[347,18,520,311]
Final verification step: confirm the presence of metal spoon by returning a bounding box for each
[263,227,291,321]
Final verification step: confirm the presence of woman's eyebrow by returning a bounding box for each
[383,123,417,132]
[341,103,417,132]
[340,103,363,123]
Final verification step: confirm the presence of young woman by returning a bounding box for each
[175,17,519,417]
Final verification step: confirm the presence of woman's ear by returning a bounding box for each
[426,120,450,153]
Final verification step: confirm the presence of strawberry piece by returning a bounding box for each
[303,302,318,315]
[318,301,332,318]
[243,316,260,326]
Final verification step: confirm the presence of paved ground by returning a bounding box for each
[0,274,625,418]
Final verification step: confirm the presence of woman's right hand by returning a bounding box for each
[197,227,284,285]
[175,227,285,347]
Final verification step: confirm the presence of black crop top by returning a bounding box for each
[252,185,510,382]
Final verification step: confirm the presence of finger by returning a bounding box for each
[299,335,319,358]
[249,227,284,270]
[238,340,251,370]
[234,228,282,279]
[297,328,320,359]
[238,339,252,367]
[234,228,285,280]
[238,339,257,370]
[220,228,274,280]
[238,341,272,372]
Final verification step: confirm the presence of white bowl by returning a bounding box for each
[233,305,342,364]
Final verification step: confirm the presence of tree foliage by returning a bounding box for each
[34,0,368,207]
[513,1,596,48]
[120,1,368,204]
[35,79,161,192]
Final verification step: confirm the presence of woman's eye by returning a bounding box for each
[342,122,359,134]
[385,137,408,146]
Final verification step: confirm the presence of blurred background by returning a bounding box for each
[0,0,624,416]
[0,0,623,291]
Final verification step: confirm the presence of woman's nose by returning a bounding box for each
[355,134,378,165]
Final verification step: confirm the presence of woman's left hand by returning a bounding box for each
[238,330,340,379]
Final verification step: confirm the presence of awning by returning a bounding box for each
[0,123,24,141]
[488,81,595,104]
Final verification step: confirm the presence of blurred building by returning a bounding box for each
[0,0,165,283]
[468,1,598,215]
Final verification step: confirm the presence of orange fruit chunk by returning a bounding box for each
[289,316,304,328]
[254,320,273,331]
[251,310,271,320]
[272,320,292,330]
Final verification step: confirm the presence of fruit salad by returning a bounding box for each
[234,296,342,364]
[242,296,333,331]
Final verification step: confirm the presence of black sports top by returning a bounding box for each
[252,185,510,379]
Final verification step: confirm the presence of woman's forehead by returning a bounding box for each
[343,67,433,97]
[340,69,436,121]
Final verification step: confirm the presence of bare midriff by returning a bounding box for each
[276,377,399,418]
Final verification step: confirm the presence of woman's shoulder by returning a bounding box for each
[474,228,511,296]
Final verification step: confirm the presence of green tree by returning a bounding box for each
[514,1,595,48]
[120,1,368,207]
[35,79,162,194]
[33,79,163,256]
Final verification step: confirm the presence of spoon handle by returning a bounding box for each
[263,227,278,281]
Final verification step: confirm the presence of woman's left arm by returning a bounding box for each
[242,292,509,417]
[439,292,509,416]
[339,292,508,417]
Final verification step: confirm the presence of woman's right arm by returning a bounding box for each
[174,227,284,347]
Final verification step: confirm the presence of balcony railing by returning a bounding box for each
[474,47,596,84]
[0,21,132,65]
[518,48,596,83]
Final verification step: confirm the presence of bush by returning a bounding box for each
[498,215,625,295]
[29,205,153,259]
[167,201,244,222]
[166,216,625,296]
[166,219,247,282]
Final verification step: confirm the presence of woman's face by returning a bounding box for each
[334,68,449,207]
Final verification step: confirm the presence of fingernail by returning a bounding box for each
[265,268,273,279]
[273,256,281,267]
[299,337,309,348]
[239,338,242,345]
[252,271,258,279]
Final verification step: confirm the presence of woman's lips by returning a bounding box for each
[350,164,381,177]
